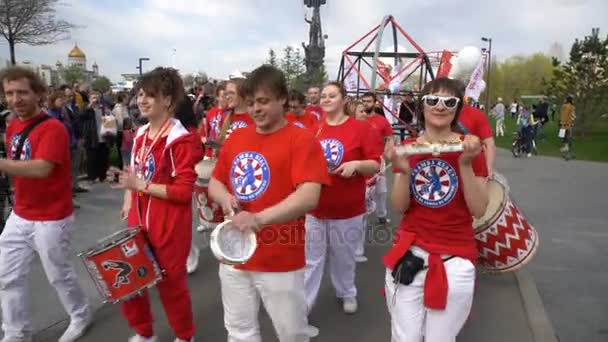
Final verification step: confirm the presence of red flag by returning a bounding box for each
[436,50,454,78]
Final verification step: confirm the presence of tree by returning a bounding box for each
[91,76,111,93]
[61,64,85,86]
[0,0,77,65]
[545,28,608,136]
[488,53,554,104]
[279,46,308,91]
[267,49,278,67]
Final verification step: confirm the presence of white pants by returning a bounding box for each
[355,215,368,258]
[384,246,475,342]
[304,214,363,311]
[0,212,90,340]
[496,118,505,137]
[371,174,388,219]
[219,264,309,342]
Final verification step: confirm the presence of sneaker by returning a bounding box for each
[305,325,319,338]
[58,316,92,342]
[355,255,368,263]
[128,335,158,342]
[343,297,358,314]
[174,338,194,342]
[186,246,200,274]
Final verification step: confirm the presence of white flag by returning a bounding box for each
[465,58,486,102]
[345,67,358,92]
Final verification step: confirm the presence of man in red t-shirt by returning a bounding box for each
[458,103,496,176]
[306,85,325,121]
[209,65,330,341]
[287,90,318,131]
[0,67,91,342]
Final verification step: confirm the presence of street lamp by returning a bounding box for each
[137,57,150,77]
[481,37,492,112]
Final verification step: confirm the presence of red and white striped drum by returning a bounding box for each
[194,158,224,232]
[473,178,539,273]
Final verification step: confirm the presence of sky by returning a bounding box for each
[1,0,606,83]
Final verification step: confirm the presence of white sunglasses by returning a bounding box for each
[422,95,460,109]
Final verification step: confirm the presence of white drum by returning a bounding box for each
[210,220,258,265]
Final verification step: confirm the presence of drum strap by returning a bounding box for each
[13,114,50,160]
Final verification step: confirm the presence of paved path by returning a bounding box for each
[493,149,608,342]
[5,148,593,341]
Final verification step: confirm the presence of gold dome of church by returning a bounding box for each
[68,44,86,58]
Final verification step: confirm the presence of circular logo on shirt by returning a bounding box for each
[10,135,32,161]
[230,152,270,202]
[230,121,248,131]
[294,122,306,129]
[320,138,344,171]
[410,159,458,208]
[135,147,155,183]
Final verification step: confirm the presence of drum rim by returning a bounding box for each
[210,219,258,265]
[79,228,140,257]
[473,179,508,232]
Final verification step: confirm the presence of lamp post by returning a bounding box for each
[481,37,492,112]
[137,57,150,77]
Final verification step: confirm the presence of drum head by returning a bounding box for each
[210,220,257,265]
[195,159,216,180]
[473,179,507,231]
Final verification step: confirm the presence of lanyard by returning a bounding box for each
[136,119,172,188]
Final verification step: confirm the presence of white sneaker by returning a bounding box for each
[174,338,194,342]
[59,315,92,342]
[305,325,319,338]
[186,246,200,274]
[343,297,358,314]
[355,255,368,263]
[128,335,158,342]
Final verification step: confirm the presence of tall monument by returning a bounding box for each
[302,0,327,86]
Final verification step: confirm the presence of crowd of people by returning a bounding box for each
[0,61,503,342]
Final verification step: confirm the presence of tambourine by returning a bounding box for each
[395,141,464,157]
[209,219,258,265]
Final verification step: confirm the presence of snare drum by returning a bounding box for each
[79,228,163,304]
[473,179,539,273]
[195,158,224,231]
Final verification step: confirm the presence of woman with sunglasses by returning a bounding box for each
[383,77,489,342]
[216,78,254,149]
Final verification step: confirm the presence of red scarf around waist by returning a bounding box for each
[382,230,477,310]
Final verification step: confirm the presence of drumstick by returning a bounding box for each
[366,162,393,185]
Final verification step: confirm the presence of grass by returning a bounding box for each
[487,114,608,162]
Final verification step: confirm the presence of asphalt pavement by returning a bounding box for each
[3,148,593,342]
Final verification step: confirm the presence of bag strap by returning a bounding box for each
[13,115,50,160]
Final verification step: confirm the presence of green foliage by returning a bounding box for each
[61,64,85,85]
[266,46,328,92]
[488,53,554,104]
[267,49,278,67]
[545,28,608,136]
[91,76,111,93]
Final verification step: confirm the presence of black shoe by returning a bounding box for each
[378,217,388,224]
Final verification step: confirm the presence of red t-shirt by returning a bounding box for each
[6,113,73,220]
[311,117,382,219]
[212,124,331,272]
[393,137,488,253]
[306,105,325,121]
[458,105,493,140]
[221,111,254,141]
[286,111,318,131]
[205,106,224,142]
[365,114,393,149]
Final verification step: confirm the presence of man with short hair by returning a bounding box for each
[210,65,330,342]
[0,66,91,342]
[306,86,324,121]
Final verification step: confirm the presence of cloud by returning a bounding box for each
[2,0,606,84]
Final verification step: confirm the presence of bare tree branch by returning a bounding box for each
[0,0,79,64]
